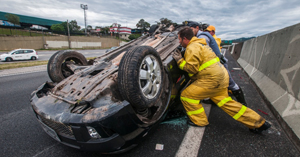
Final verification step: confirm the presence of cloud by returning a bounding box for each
[1,0,300,39]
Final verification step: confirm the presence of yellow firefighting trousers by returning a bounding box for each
[180,83,265,128]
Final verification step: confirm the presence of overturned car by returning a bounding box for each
[30,24,190,153]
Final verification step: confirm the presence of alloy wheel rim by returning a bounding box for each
[139,55,161,99]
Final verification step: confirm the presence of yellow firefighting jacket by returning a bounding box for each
[177,37,229,89]
[213,34,222,51]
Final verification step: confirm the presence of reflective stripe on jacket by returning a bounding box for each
[177,37,228,88]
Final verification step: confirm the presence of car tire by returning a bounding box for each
[6,57,12,62]
[31,56,37,60]
[118,46,164,110]
[149,24,158,35]
[47,50,88,83]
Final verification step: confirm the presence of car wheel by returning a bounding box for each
[31,56,37,60]
[47,50,88,83]
[6,57,12,62]
[118,46,164,110]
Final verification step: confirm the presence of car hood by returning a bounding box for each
[31,91,128,124]
[0,54,9,57]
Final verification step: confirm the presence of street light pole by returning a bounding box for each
[80,4,88,35]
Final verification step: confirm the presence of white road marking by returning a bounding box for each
[175,103,211,157]
[0,108,29,123]
[32,143,58,157]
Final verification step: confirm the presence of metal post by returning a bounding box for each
[42,28,45,46]
[84,8,87,35]
[67,20,71,49]
[80,4,88,36]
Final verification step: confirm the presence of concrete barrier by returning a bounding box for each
[237,23,300,146]
[0,36,120,50]
[230,42,244,60]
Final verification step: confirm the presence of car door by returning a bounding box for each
[11,50,23,60]
[19,50,27,60]
[24,50,32,59]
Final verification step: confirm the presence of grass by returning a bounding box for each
[0,60,48,70]
[0,57,96,70]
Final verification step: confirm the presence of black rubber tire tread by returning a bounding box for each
[31,56,37,60]
[118,46,164,109]
[47,50,62,81]
[47,50,87,83]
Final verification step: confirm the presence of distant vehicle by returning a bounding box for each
[105,46,119,53]
[30,25,48,30]
[0,49,38,62]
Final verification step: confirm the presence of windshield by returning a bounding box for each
[7,50,17,54]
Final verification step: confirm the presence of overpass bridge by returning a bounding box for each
[0,11,63,29]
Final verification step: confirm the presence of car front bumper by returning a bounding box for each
[30,83,149,153]
[37,117,126,152]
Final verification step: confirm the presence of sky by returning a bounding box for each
[1,0,300,40]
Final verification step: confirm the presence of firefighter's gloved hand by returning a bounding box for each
[173,49,182,62]
[177,45,183,51]
[218,54,227,64]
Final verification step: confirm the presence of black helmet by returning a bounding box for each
[185,21,200,28]
[201,23,209,31]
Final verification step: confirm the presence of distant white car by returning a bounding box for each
[0,49,38,62]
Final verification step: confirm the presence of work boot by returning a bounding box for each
[249,121,271,134]
[232,87,247,106]
[187,119,200,127]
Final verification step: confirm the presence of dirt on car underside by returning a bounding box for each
[44,25,182,124]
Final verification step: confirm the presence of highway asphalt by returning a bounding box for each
[0,49,299,156]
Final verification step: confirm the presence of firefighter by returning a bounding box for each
[186,21,221,59]
[205,25,221,50]
[205,25,247,105]
[186,21,247,106]
[172,27,270,133]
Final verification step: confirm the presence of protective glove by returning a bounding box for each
[218,54,228,64]
[172,49,182,62]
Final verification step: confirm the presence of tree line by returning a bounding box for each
[51,18,176,35]
[3,13,177,37]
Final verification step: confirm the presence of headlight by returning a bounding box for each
[86,126,101,139]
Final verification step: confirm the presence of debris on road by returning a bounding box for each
[155,144,164,150]
[258,109,269,115]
